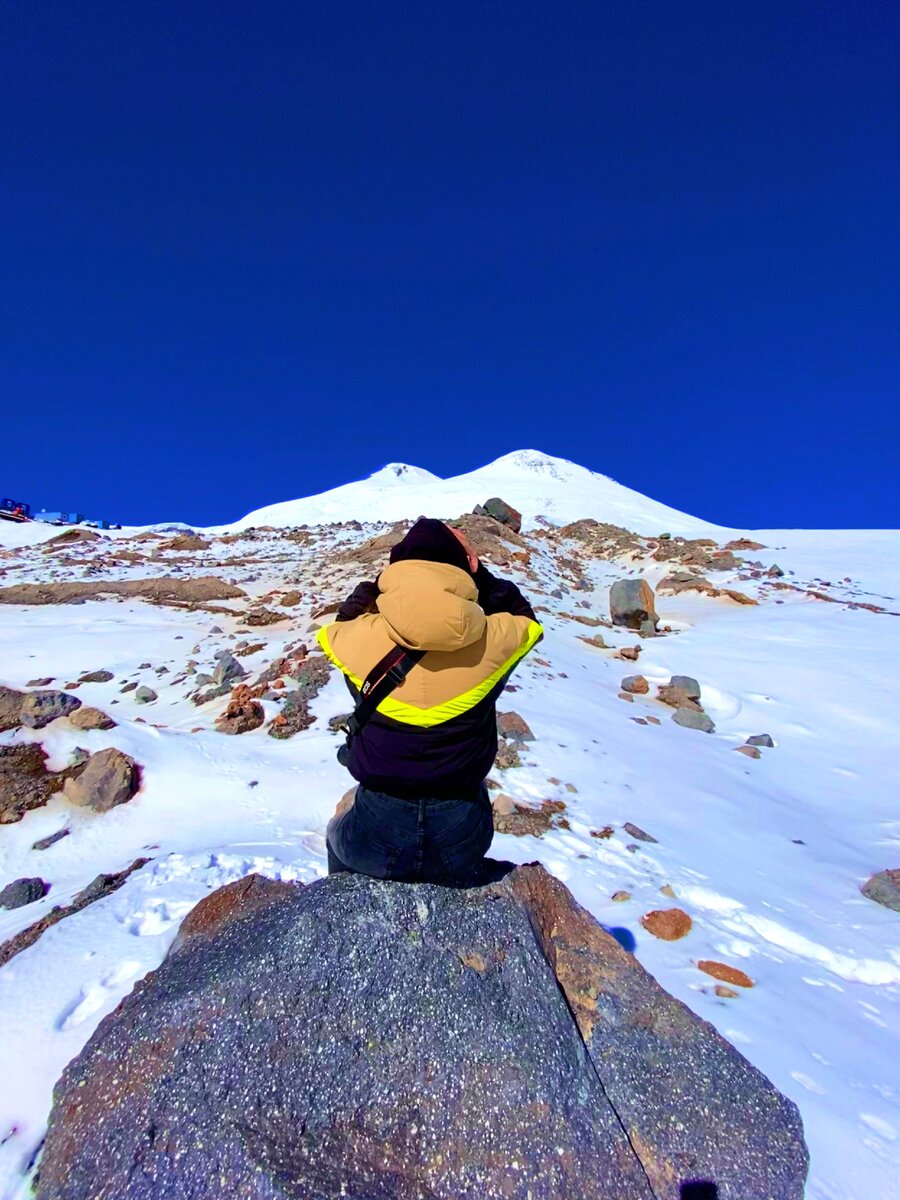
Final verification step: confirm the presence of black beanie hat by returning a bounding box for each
[389,517,472,575]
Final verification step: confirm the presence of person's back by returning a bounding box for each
[318,517,542,883]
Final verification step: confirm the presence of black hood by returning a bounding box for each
[388,517,472,575]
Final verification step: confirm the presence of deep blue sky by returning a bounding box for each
[2,2,898,528]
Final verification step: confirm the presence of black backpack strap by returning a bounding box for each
[343,645,425,738]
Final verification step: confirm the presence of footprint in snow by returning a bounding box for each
[122,898,194,936]
[58,961,142,1030]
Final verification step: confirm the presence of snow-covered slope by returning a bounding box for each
[228,449,726,537]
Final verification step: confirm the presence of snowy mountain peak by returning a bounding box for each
[482,449,602,483]
[225,448,724,536]
[367,463,440,485]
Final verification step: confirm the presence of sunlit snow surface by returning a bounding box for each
[0,450,898,1200]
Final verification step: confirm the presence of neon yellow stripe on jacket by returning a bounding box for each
[316,619,543,728]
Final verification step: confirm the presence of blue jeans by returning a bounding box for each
[327,784,494,884]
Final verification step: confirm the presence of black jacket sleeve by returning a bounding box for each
[335,580,380,622]
[473,563,537,620]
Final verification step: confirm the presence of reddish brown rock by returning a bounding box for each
[698,960,756,988]
[492,795,567,837]
[496,710,535,742]
[620,675,649,694]
[640,908,693,941]
[656,683,702,710]
[216,686,265,735]
[735,744,761,759]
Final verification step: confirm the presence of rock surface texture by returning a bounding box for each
[37,865,808,1200]
[62,748,140,812]
[861,869,900,913]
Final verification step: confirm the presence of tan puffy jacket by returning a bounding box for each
[317,560,542,728]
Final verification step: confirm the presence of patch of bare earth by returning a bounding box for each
[0,577,246,606]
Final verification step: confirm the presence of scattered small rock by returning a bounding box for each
[621,675,649,695]
[267,656,333,739]
[216,687,265,735]
[659,884,677,898]
[617,645,641,662]
[673,708,715,733]
[32,828,71,851]
[747,734,775,748]
[611,890,631,902]
[134,686,158,704]
[860,869,900,913]
[0,877,49,909]
[0,859,149,970]
[77,670,114,684]
[493,738,522,769]
[496,711,535,743]
[491,795,566,837]
[25,677,54,688]
[245,608,286,627]
[617,691,634,703]
[715,985,739,999]
[698,960,756,988]
[623,822,658,843]
[641,908,693,941]
[735,745,761,759]
[590,826,614,839]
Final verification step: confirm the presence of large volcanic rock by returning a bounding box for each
[36,866,808,1200]
[610,578,659,631]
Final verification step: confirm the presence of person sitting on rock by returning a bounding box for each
[317,517,542,883]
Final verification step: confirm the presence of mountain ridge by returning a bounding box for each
[228,449,726,537]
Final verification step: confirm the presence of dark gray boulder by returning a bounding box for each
[213,651,246,687]
[37,865,807,1200]
[20,690,82,729]
[0,876,49,909]
[475,496,523,533]
[747,733,775,748]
